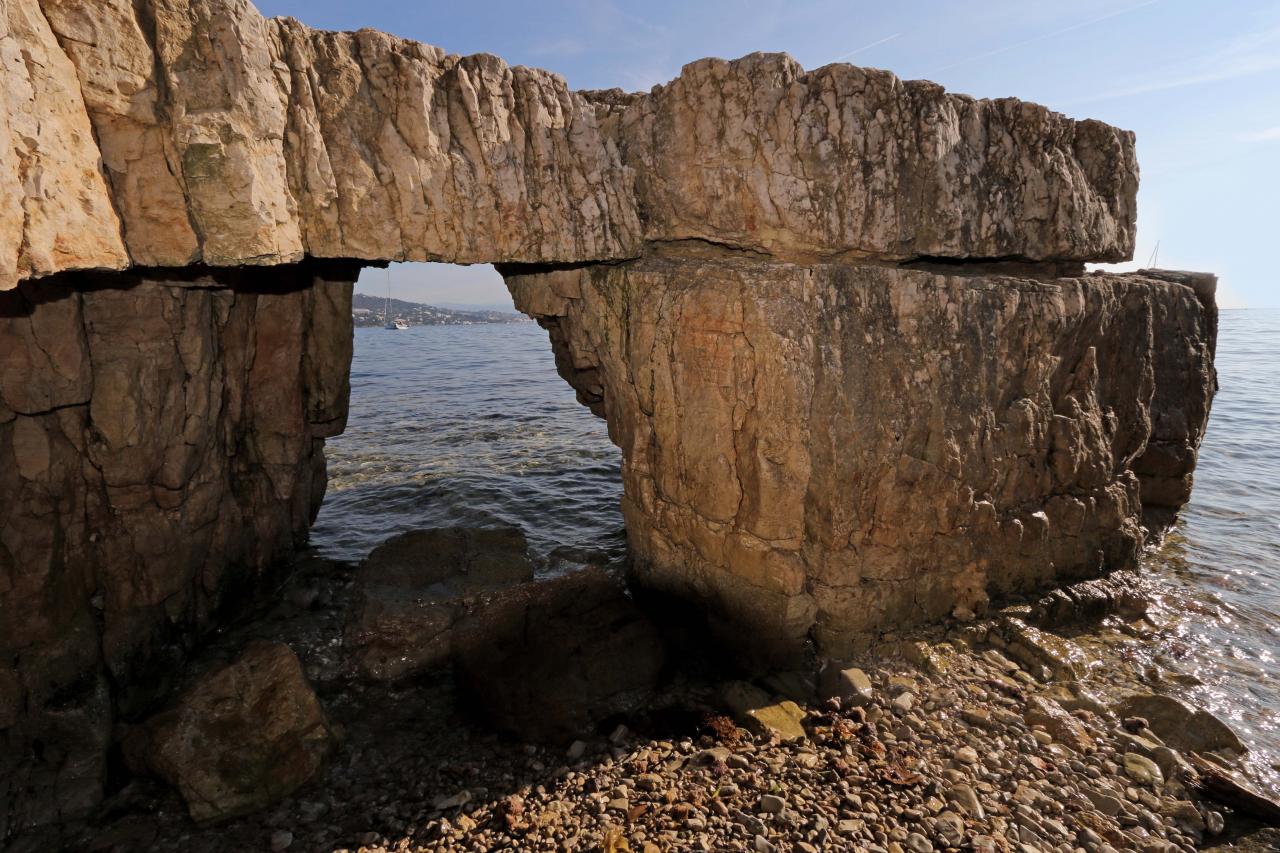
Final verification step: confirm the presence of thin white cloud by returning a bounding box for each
[1067,24,1280,106]
[930,0,1160,75]
[832,33,901,63]
[1238,126,1280,143]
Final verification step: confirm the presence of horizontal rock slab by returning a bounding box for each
[1114,693,1246,755]
[592,52,1136,263]
[506,257,1217,662]
[6,0,1139,289]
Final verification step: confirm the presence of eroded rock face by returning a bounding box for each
[589,53,1136,263]
[7,1,1137,289]
[126,642,336,822]
[0,0,1219,836]
[0,0,129,286]
[505,257,1217,663]
[0,262,354,837]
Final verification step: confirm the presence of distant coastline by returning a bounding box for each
[351,292,528,328]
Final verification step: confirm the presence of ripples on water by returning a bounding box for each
[313,310,1280,785]
[310,322,625,565]
[1142,309,1280,787]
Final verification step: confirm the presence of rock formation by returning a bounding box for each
[0,261,356,836]
[505,260,1217,662]
[345,526,536,681]
[0,0,1217,838]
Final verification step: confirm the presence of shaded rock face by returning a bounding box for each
[345,526,536,681]
[126,642,336,822]
[0,262,355,837]
[506,258,1218,662]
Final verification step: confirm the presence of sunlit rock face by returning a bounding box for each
[0,0,1216,836]
[8,1,1137,289]
[505,260,1217,663]
[587,54,1137,264]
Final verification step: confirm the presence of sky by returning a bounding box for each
[256,0,1280,310]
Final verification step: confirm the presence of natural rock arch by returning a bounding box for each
[0,0,1216,838]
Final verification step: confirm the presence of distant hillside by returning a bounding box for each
[351,293,526,328]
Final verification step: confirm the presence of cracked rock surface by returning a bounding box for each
[0,0,1219,841]
[6,0,1137,288]
[506,258,1217,663]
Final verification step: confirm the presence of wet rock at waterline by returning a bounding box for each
[124,643,336,822]
[344,526,535,681]
[454,567,666,741]
[1115,693,1248,756]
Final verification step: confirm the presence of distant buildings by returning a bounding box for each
[349,294,528,328]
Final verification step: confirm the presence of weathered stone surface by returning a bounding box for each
[26,0,641,280]
[1114,694,1246,755]
[0,0,129,287]
[722,682,807,741]
[590,53,1136,264]
[0,0,1220,839]
[345,526,535,681]
[818,663,874,707]
[126,642,336,822]
[453,567,666,741]
[0,262,354,837]
[9,0,1140,290]
[506,257,1217,662]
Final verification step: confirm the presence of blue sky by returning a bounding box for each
[256,0,1280,310]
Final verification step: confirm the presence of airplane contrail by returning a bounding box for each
[833,32,902,63]
[930,0,1161,75]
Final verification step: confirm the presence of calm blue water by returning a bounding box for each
[1142,309,1280,788]
[311,309,1280,782]
[309,322,625,566]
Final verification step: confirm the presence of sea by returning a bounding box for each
[310,310,1280,790]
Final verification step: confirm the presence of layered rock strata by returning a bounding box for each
[0,261,355,837]
[506,258,1217,662]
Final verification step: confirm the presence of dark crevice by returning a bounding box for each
[899,255,1088,280]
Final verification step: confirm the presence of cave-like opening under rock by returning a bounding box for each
[307,261,626,572]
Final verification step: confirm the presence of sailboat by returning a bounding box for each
[382,268,407,329]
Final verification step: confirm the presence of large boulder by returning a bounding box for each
[127,642,336,822]
[344,526,535,681]
[454,567,666,741]
[1114,694,1246,755]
